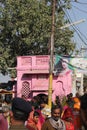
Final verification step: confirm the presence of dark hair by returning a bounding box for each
[33,111,40,117]
[80,93,87,110]
[55,96,61,106]
[39,99,46,104]
[13,109,29,122]
[51,104,62,114]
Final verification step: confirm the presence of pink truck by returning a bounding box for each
[16,55,72,101]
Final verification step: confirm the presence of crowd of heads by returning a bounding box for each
[0,92,87,130]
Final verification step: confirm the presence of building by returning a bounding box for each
[16,55,72,101]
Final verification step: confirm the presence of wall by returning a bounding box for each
[16,55,72,101]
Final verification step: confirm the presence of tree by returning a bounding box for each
[0,0,75,75]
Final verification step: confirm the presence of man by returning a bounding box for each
[9,97,32,130]
[41,105,66,130]
[0,105,10,130]
[80,93,87,130]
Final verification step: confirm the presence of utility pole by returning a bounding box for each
[59,19,85,30]
[48,1,85,107]
[48,0,56,108]
[79,46,85,95]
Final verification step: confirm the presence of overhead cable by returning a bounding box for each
[58,1,87,46]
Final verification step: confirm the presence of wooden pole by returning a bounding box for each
[48,0,56,108]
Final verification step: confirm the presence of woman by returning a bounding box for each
[27,111,41,130]
[62,107,75,130]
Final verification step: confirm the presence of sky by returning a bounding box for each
[67,0,87,56]
[0,73,11,83]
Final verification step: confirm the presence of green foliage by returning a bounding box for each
[0,0,75,76]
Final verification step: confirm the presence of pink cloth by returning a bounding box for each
[27,110,45,130]
[65,121,75,130]
[0,114,8,130]
[36,109,45,126]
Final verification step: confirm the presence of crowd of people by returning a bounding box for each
[0,92,87,130]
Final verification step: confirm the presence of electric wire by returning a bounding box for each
[69,5,80,51]
[70,2,87,51]
[58,1,87,47]
[58,1,81,51]
[71,5,87,14]
[58,1,87,57]
[71,0,87,5]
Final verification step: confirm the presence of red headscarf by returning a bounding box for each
[62,107,74,121]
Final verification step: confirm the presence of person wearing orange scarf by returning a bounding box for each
[26,111,41,130]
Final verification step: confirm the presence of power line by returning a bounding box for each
[72,5,87,14]
[66,14,87,46]
[58,1,87,47]
[74,26,87,42]
[71,1,87,5]
[69,3,87,50]
[66,15,87,46]
[69,6,81,51]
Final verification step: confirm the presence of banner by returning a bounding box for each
[54,55,87,75]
